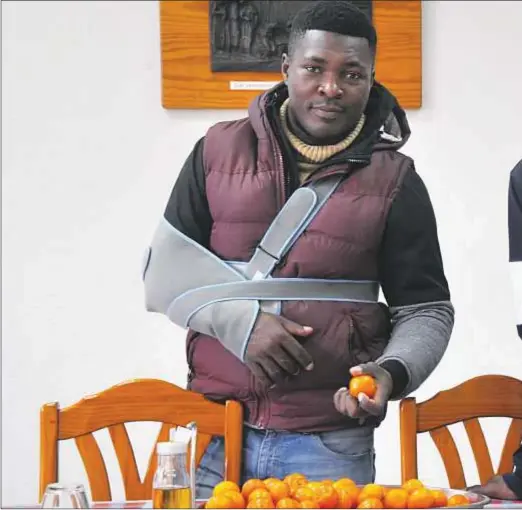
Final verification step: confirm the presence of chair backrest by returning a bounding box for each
[400,375,522,489]
[40,379,243,502]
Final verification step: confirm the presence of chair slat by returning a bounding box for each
[224,400,243,483]
[39,403,59,502]
[430,427,466,489]
[75,434,111,501]
[400,398,419,483]
[108,424,143,500]
[498,418,522,474]
[143,423,172,498]
[195,434,212,468]
[463,418,494,484]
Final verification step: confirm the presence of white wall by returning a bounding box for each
[2,0,522,505]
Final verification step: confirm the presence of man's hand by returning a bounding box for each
[333,362,393,424]
[468,476,517,500]
[245,312,314,387]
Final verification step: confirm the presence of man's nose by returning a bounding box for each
[319,74,343,98]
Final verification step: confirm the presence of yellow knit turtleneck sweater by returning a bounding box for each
[279,98,365,183]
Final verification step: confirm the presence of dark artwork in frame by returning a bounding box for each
[209,0,373,72]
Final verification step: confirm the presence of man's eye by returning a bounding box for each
[345,72,362,80]
[305,66,321,73]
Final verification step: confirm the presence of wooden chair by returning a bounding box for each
[400,375,522,489]
[40,379,243,502]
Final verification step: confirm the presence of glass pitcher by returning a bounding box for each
[152,440,193,509]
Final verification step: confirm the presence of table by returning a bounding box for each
[5,499,522,509]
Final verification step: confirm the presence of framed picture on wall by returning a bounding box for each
[159,0,422,109]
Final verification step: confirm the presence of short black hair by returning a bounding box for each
[287,1,377,58]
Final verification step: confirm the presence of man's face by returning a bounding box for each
[282,30,374,144]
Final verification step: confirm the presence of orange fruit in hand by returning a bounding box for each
[276,497,301,509]
[357,497,384,509]
[205,494,235,509]
[223,491,246,509]
[384,488,409,509]
[349,375,377,399]
[358,484,385,503]
[430,489,448,507]
[447,494,470,507]
[213,480,241,497]
[242,479,268,500]
[266,480,291,503]
[407,488,435,509]
[402,478,424,494]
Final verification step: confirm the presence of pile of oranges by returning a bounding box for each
[204,476,472,509]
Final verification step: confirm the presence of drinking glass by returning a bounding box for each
[41,483,90,508]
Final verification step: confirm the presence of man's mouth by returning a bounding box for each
[312,105,345,121]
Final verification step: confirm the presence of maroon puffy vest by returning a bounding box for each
[187,95,411,432]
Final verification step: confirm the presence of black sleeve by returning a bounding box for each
[163,137,213,248]
[508,160,522,263]
[378,165,451,307]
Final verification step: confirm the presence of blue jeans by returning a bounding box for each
[196,425,375,499]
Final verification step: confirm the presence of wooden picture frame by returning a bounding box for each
[159,0,422,109]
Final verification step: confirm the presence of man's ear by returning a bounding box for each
[281,53,290,82]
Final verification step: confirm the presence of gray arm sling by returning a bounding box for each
[143,175,378,360]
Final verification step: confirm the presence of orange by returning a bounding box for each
[284,473,308,487]
[293,486,317,503]
[213,480,241,497]
[333,478,356,490]
[383,488,409,509]
[339,484,361,504]
[264,478,282,487]
[407,488,435,509]
[320,479,333,485]
[430,489,448,508]
[308,482,339,509]
[357,497,384,509]
[248,488,272,502]
[276,497,301,509]
[402,479,424,494]
[223,490,246,509]
[349,375,377,399]
[358,484,385,503]
[247,498,276,509]
[242,479,268,500]
[447,494,470,507]
[336,486,356,509]
[205,494,234,509]
[299,501,319,509]
[266,480,291,503]
[289,478,309,496]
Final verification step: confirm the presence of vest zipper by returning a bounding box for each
[302,158,370,186]
[273,136,287,206]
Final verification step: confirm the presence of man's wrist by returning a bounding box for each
[379,359,409,399]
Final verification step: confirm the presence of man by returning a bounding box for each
[143,1,454,497]
[469,160,522,501]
